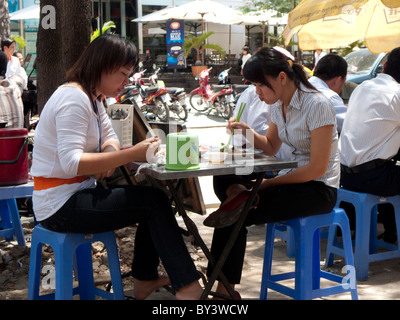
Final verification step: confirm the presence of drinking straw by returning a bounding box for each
[224,102,246,151]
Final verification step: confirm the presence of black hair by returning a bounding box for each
[0,51,7,78]
[1,38,15,51]
[384,47,400,83]
[243,47,315,92]
[66,34,138,95]
[314,53,347,81]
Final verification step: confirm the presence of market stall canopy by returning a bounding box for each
[9,3,40,20]
[283,0,400,53]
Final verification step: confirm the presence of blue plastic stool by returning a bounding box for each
[260,208,358,300]
[275,224,329,258]
[274,224,296,258]
[0,182,34,246]
[326,188,400,280]
[28,224,125,300]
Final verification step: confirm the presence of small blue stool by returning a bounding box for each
[28,224,125,300]
[326,188,400,280]
[0,182,34,246]
[260,208,358,300]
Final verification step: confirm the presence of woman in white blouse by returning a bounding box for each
[31,34,202,300]
[205,47,340,298]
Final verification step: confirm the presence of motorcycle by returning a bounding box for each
[117,69,170,122]
[147,68,189,122]
[189,67,234,119]
[165,87,189,121]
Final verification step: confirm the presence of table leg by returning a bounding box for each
[200,172,265,300]
[165,179,237,299]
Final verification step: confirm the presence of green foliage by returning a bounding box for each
[238,0,298,14]
[183,31,225,65]
[336,40,366,56]
[11,35,26,50]
[91,21,116,42]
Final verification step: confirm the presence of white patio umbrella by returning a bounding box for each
[9,3,40,20]
[133,0,242,34]
[223,10,286,46]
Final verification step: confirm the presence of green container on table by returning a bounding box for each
[165,132,200,170]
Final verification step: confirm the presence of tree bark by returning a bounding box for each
[0,0,11,40]
[36,0,91,114]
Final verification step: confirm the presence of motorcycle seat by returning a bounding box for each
[144,87,158,94]
[232,84,250,92]
[167,87,185,94]
[211,84,230,90]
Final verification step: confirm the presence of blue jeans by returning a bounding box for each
[40,184,200,291]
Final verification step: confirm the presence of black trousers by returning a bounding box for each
[340,160,400,243]
[209,176,337,284]
[40,184,200,291]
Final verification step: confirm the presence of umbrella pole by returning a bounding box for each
[201,15,204,65]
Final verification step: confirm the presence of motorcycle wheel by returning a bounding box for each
[189,93,209,112]
[219,98,234,120]
[175,103,189,121]
[154,97,170,122]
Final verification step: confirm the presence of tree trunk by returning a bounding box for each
[0,0,10,40]
[37,0,91,114]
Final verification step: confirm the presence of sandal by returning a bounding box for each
[203,190,259,228]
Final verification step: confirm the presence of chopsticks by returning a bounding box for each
[224,102,246,151]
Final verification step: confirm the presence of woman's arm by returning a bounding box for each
[229,120,282,156]
[77,137,160,176]
[260,125,333,189]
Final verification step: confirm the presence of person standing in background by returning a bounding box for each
[314,49,326,70]
[1,38,27,89]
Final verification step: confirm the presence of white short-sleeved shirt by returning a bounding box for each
[308,76,347,133]
[271,84,340,188]
[6,56,27,89]
[31,86,119,221]
[339,73,400,167]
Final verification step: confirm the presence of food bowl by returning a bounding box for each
[208,152,228,164]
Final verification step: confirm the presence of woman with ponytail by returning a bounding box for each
[205,47,340,299]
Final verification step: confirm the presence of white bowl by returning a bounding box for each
[208,152,228,164]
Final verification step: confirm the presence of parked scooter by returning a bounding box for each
[166,87,189,121]
[116,69,170,122]
[147,68,189,122]
[189,67,234,119]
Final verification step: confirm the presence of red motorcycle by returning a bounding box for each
[189,67,234,119]
[125,69,171,122]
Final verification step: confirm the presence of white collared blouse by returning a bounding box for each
[270,84,340,188]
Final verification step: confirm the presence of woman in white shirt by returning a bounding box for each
[205,47,340,298]
[31,34,202,300]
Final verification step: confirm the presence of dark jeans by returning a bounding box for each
[40,184,200,291]
[209,176,337,284]
[340,160,400,243]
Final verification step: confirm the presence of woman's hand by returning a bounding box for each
[131,137,161,162]
[226,118,251,137]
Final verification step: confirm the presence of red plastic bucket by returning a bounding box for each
[0,128,29,186]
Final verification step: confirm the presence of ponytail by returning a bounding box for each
[243,47,316,92]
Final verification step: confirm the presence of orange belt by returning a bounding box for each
[34,176,90,191]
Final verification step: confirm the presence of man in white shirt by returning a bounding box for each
[314,49,326,70]
[308,54,348,133]
[339,47,400,243]
[1,38,28,89]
